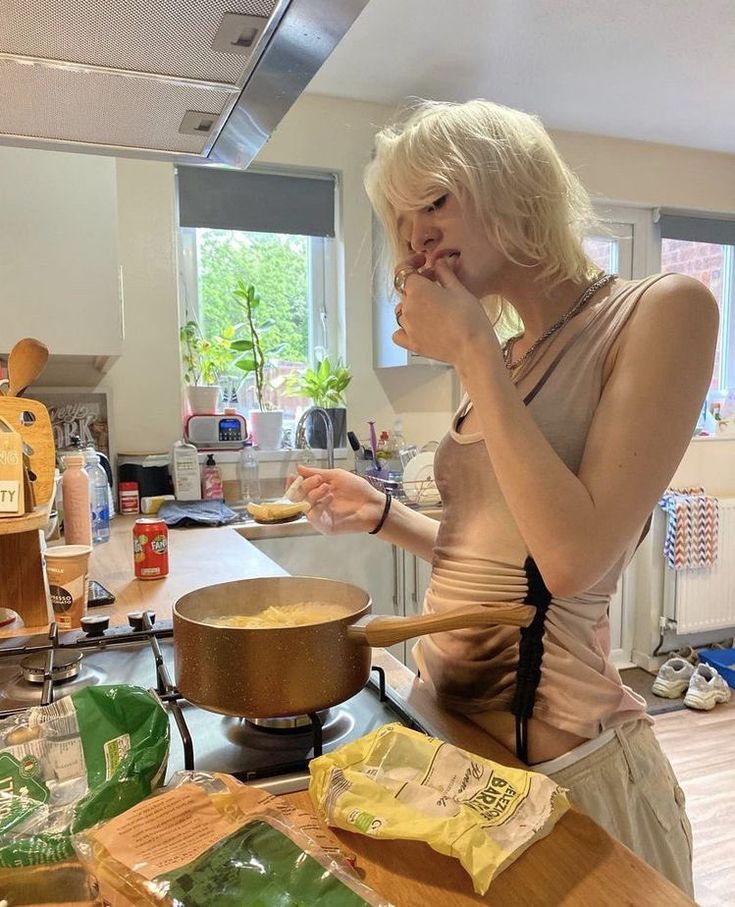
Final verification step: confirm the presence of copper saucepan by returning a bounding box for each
[173,576,535,718]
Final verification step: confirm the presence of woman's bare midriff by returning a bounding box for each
[465,708,588,765]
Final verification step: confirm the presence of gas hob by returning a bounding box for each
[0,615,429,793]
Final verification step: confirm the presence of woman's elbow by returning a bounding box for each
[540,561,597,600]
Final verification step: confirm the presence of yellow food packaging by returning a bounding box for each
[309,723,570,895]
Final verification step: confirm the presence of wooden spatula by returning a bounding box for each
[7,338,49,397]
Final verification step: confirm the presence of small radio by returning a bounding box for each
[185,413,248,448]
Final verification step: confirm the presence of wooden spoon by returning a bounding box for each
[7,338,49,397]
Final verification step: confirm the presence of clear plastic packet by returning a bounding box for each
[73,771,393,906]
[0,684,169,875]
[309,723,570,895]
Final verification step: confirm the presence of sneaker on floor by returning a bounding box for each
[652,657,695,698]
[683,664,732,711]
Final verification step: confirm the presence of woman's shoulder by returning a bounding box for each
[635,272,718,313]
[603,273,718,381]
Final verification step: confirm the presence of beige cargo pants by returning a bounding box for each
[549,719,694,897]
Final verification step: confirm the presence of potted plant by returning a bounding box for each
[229,281,286,450]
[286,357,352,449]
[179,319,233,414]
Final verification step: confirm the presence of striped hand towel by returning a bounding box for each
[659,487,719,570]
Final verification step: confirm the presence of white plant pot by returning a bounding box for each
[185,385,220,415]
[249,410,284,450]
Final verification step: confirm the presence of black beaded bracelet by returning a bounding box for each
[368,491,392,535]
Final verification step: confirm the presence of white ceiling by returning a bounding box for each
[307,0,735,154]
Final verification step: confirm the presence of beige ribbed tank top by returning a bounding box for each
[414,275,666,740]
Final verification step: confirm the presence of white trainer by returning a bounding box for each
[652,657,695,698]
[683,664,732,711]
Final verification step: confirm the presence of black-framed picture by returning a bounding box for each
[32,387,111,458]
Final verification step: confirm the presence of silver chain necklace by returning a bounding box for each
[502,272,616,372]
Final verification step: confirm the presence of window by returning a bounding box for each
[658,212,735,392]
[176,166,338,428]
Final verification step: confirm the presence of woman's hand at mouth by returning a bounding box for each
[392,254,495,364]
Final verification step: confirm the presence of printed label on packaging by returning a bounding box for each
[0,751,49,833]
[104,733,131,779]
[92,783,242,880]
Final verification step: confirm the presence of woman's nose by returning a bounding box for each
[409,214,439,254]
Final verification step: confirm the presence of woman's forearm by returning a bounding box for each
[375,497,439,562]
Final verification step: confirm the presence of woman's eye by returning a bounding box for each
[427,194,447,213]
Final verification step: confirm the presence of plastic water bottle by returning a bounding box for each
[237,441,261,503]
[87,452,111,544]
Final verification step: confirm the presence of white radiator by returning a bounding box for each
[663,497,735,634]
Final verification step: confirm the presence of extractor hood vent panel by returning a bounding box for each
[2,0,278,84]
[0,0,369,167]
[0,60,232,154]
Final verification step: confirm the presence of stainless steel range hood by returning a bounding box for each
[0,0,368,169]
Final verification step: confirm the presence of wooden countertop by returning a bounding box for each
[4,517,694,905]
[1,514,287,637]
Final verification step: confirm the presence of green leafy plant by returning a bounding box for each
[286,357,352,408]
[229,281,285,411]
[179,320,233,386]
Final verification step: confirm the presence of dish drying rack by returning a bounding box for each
[360,471,441,508]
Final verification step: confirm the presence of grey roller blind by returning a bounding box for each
[177,166,335,237]
[659,211,735,246]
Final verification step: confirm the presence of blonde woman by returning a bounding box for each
[294,100,716,894]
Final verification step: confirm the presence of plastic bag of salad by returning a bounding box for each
[0,683,169,879]
[72,771,393,906]
[309,723,570,895]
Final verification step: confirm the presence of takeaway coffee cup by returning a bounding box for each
[44,545,93,630]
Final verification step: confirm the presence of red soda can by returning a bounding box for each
[133,518,169,580]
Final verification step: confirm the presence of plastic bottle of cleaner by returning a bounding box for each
[172,440,201,501]
[202,453,224,500]
[237,440,261,503]
[86,452,111,544]
[61,454,92,546]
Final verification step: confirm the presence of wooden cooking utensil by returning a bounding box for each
[7,338,49,397]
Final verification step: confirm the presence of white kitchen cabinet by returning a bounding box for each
[0,146,122,359]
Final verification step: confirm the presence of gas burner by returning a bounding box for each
[20,650,83,684]
[246,710,331,732]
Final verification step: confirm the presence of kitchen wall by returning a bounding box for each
[7,93,735,486]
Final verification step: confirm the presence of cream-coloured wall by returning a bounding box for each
[550,129,735,213]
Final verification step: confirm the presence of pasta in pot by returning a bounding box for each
[205,603,348,629]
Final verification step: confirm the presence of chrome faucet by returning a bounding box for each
[294,406,334,469]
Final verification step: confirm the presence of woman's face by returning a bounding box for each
[396,192,507,296]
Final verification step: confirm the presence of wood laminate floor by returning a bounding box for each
[654,696,735,906]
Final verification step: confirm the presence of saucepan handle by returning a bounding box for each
[347,602,536,648]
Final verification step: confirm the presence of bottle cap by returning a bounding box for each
[64,454,85,467]
[206,453,216,465]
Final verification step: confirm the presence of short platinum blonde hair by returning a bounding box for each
[365,99,599,332]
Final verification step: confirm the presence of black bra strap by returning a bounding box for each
[511,556,552,764]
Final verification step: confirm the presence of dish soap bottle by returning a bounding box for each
[202,453,224,500]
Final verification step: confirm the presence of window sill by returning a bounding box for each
[193,448,350,463]
[691,434,735,442]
